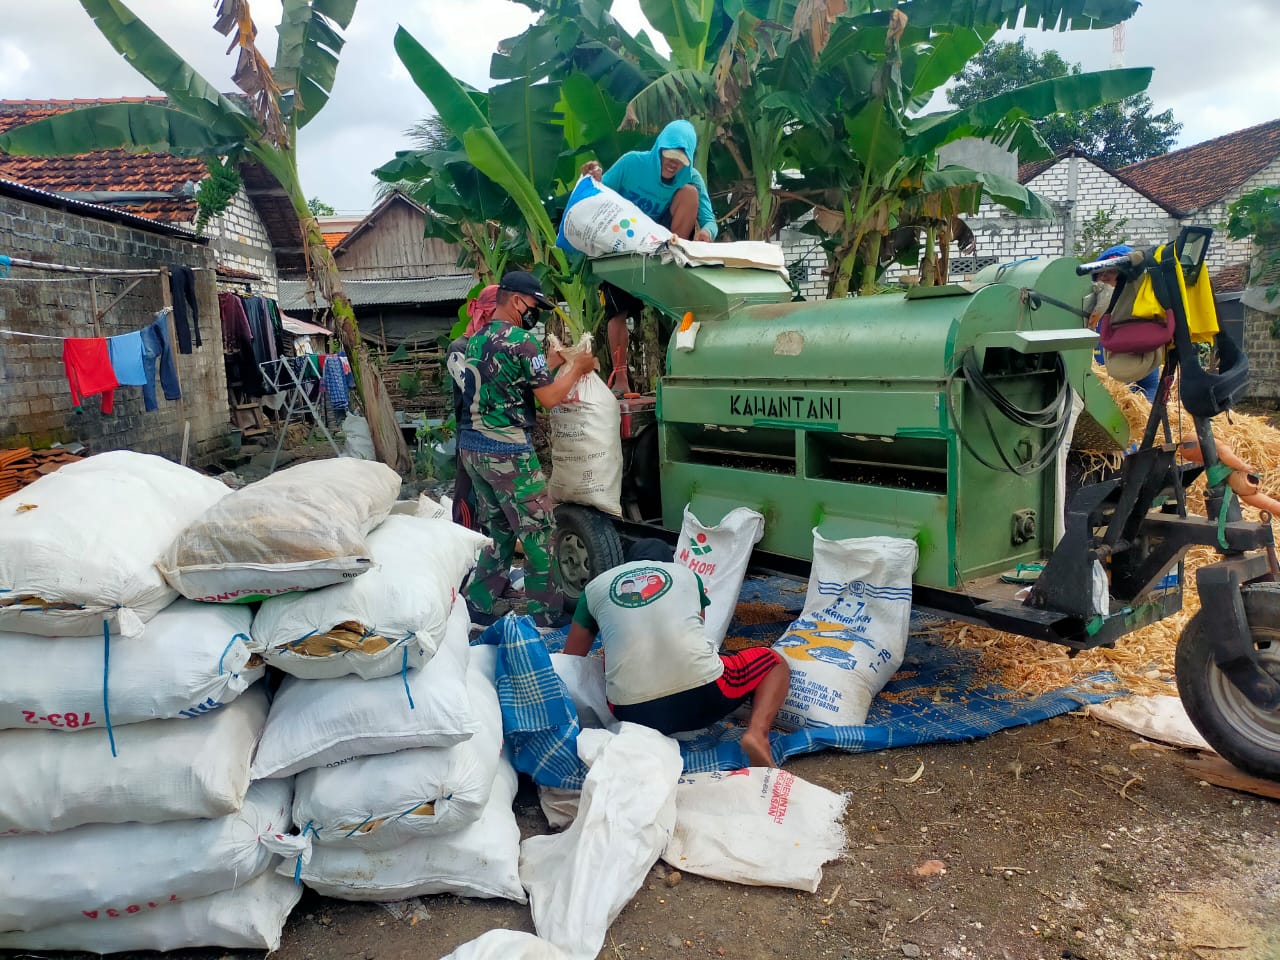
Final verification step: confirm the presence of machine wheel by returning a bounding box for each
[1176,583,1280,779]
[551,504,625,608]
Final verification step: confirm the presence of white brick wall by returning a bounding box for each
[780,155,1280,297]
[199,189,281,298]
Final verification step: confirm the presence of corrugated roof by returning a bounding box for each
[0,177,201,240]
[277,275,476,310]
[1121,118,1280,216]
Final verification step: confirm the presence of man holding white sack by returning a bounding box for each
[458,271,596,628]
[562,558,789,768]
[581,119,718,396]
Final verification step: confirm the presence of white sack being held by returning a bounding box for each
[674,505,765,644]
[0,688,267,834]
[288,755,524,903]
[0,869,301,954]
[775,532,918,729]
[293,643,503,848]
[159,457,402,603]
[0,451,229,637]
[251,514,489,679]
[0,600,261,732]
[250,598,476,780]
[546,333,622,517]
[0,779,304,933]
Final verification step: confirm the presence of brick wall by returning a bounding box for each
[1243,304,1280,400]
[204,188,281,298]
[0,195,231,464]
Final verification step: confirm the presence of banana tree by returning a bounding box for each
[0,0,411,472]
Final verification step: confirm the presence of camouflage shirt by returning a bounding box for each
[458,320,554,449]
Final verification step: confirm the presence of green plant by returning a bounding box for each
[194,156,242,234]
[1227,185,1280,311]
[1074,208,1129,258]
[415,416,457,481]
[398,370,423,399]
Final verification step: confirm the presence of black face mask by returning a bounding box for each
[519,303,542,330]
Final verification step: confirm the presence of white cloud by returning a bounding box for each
[2,0,1276,211]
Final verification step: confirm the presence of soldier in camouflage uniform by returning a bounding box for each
[456,271,597,627]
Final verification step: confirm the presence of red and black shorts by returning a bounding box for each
[611,648,783,736]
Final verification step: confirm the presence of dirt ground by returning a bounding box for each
[242,715,1277,960]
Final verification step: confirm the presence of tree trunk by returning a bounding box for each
[301,214,412,473]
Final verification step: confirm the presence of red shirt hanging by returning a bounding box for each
[63,338,119,414]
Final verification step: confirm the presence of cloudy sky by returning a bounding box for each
[2,0,1276,214]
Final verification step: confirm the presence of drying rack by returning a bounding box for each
[258,356,342,474]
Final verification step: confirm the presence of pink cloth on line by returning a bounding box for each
[464,284,499,337]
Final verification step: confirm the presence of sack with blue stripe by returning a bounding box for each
[773,534,918,729]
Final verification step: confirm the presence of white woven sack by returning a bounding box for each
[293,642,502,848]
[0,868,301,953]
[159,458,402,603]
[674,505,765,644]
[547,334,622,517]
[0,451,229,637]
[776,532,918,729]
[286,756,524,903]
[440,931,572,960]
[250,598,476,780]
[0,779,305,933]
[662,767,848,892]
[0,687,267,834]
[251,515,489,679]
[0,599,261,732]
[520,724,682,960]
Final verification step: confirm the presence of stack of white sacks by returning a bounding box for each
[0,452,304,952]
[185,469,524,904]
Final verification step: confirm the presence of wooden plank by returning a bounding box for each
[1181,752,1280,800]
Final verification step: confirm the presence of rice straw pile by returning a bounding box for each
[934,366,1280,697]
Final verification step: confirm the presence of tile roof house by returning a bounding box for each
[0,98,306,294]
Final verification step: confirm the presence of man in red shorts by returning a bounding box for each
[561,558,789,767]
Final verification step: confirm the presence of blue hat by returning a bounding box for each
[1093,244,1134,280]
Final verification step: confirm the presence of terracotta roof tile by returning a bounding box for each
[1017,155,1059,184]
[1121,118,1280,215]
[322,231,347,249]
[1214,261,1251,295]
[0,99,205,221]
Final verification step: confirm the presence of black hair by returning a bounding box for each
[624,538,675,564]
[495,288,520,306]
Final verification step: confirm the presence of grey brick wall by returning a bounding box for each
[0,196,230,464]
[1243,305,1280,400]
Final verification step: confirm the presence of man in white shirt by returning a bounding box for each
[562,559,789,767]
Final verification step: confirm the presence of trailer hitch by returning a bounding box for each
[1198,559,1280,711]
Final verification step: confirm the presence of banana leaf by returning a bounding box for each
[77,0,254,137]
[865,0,1139,30]
[638,0,713,67]
[274,0,359,129]
[488,79,564,195]
[0,102,244,157]
[622,69,719,131]
[394,27,491,140]
[462,128,557,245]
[920,166,1055,220]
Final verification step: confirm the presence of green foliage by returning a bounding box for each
[1227,185,1280,307]
[307,196,336,215]
[1073,208,1129,258]
[194,156,243,234]
[398,370,423,399]
[948,37,1181,167]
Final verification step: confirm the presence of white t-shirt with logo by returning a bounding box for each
[579,561,723,706]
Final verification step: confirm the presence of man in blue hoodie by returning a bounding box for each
[583,119,718,394]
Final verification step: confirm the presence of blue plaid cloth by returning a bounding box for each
[323,355,349,414]
[491,576,1122,786]
[478,615,588,789]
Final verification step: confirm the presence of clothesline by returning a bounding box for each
[0,307,172,341]
[0,255,212,277]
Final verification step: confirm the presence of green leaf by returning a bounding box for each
[0,102,243,156]
[488,79,563,194]
[561,72,628,146]
[638,0,711,66]
[908,67,1153,154]
[77,0,254,136]
[882,0,1139,30]
[394,26,490,138]
[844,101,904,180]
[462,127,557,245]
[921,166,1055,220]
[622,69,718,131]
[274,0,359,129]
[908,27,991,98]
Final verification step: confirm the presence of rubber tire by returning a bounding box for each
[550,503,625,609]
[1176,582,1280,780]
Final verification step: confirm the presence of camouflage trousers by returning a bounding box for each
[460,447,561,621]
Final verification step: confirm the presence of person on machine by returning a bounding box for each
[581,119,718,396]
[1087,243,1160,402]
[561,554,790,768]
[457,270,596,628]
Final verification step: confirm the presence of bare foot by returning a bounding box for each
[740,730,774,768]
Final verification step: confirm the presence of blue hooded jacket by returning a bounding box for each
[602,120,718,239]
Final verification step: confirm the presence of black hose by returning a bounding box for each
[945,349,1073,476]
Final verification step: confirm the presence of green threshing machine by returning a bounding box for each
[547,227,1280,780]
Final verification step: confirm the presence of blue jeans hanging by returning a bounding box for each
[141,315,182,412]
